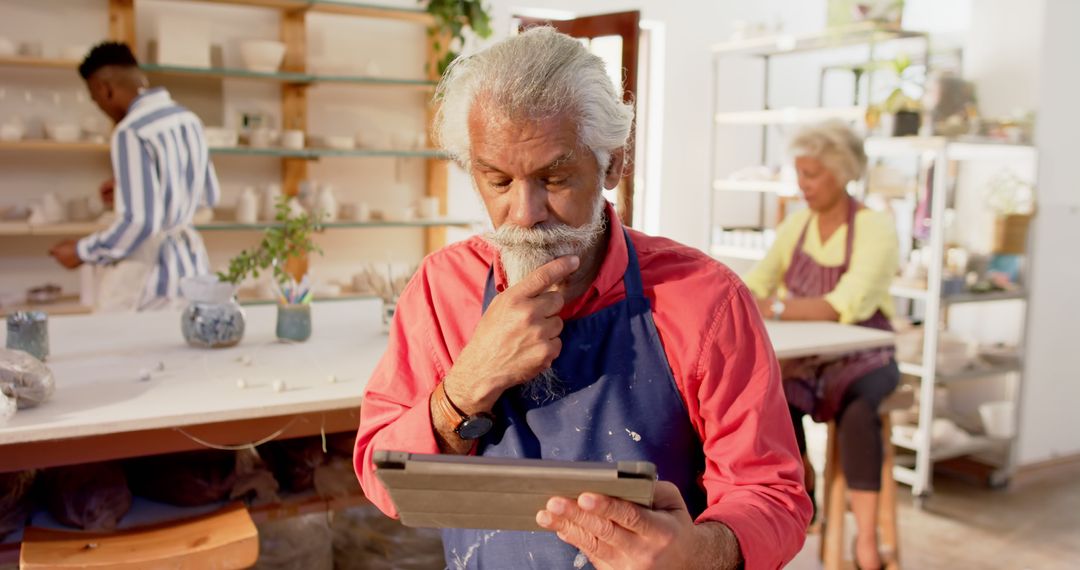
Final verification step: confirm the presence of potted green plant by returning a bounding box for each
[423,0,493,75]
[868,53,924,136]
[216,196,324,343]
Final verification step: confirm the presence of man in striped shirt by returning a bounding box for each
[50,42,220,311]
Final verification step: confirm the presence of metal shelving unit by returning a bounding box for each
[708,26,1035,502]
[867,137,1036,501]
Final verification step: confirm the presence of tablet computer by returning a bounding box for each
[373,450,657,531]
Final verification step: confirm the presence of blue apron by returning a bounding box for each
[442,230,706,569]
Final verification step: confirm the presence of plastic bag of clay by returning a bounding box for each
[324,431,356,458]
[0,388,15,427]
[0,470,35,540]
[331,504,445,570]
[259,436,327,493]
[39,462,132,531]
[230,448,280,506]
[254,512,333,570]
[313,456,360,500]
[125,450,236,506]
[0,347,55,409]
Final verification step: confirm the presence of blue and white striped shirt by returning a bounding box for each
[77,87,220,309]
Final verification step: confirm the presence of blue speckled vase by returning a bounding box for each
[180,276,246,349]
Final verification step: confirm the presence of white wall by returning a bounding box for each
[1017,0,1080,465]
[964,0,1044,117]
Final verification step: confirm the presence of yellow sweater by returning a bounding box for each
[744,208,899,324]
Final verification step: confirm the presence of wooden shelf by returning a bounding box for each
[0,140,448,160]
[0,490,368,564]
[0,55,79,69]
[0,140,109,152]
[0,219,481,237]
[711,23,926,57]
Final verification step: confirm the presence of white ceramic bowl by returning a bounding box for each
[239,40,286,73]
[0,122,25,142]
[0,38,16,57]
[324,135,355,151]
[45,123,81,143]
[204,127,238,148]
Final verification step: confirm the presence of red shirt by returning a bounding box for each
[354,205,811,569]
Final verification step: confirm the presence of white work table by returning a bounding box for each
[1,299,386,472]
[765,320,895,360]
[1,300,892,473]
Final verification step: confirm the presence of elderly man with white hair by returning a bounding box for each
[355,27,810,569]
[746,120,900,570]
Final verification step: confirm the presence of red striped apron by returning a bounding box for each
[782,197,894,422]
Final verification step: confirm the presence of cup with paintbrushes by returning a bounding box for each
[276,275,313,342]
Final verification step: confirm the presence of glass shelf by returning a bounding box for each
[141,63,310,83]
[197,219,482,231]
[141,63,435,89]
[209,146,449,159]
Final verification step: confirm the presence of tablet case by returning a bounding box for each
[373,450,656,531]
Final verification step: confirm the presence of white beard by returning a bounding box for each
[483,194,608,402]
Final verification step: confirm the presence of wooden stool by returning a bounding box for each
[820,389,913,570]
[20,502,258,570]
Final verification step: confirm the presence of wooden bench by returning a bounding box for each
[20,502,258,570]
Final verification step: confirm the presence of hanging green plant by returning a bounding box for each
[218,196,323,285]
[423,0,493,76]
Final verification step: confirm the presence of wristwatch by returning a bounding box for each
[770,298,786,321]
[436,382,495,440]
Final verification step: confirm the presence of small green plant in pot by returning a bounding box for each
[867,53,925,136]
[218,197,323,287]
[217,196,324,343]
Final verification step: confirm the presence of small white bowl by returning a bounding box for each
[324,135,355,151]
[204,127,239,148]
[45,123,81,143]
[239,40,286,73]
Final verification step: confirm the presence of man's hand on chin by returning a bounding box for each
[536,481,743,570]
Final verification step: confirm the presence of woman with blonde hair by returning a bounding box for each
[745,120,900,569]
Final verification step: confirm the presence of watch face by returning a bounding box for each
[456,415,494,440]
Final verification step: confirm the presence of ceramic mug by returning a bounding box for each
[248,128,275,149]
[281,129,304,150]
[418,197,440,220]
[67,197,92,222]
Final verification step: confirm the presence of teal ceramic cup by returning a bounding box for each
[276,304,312,342]
[6,311,49,361]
